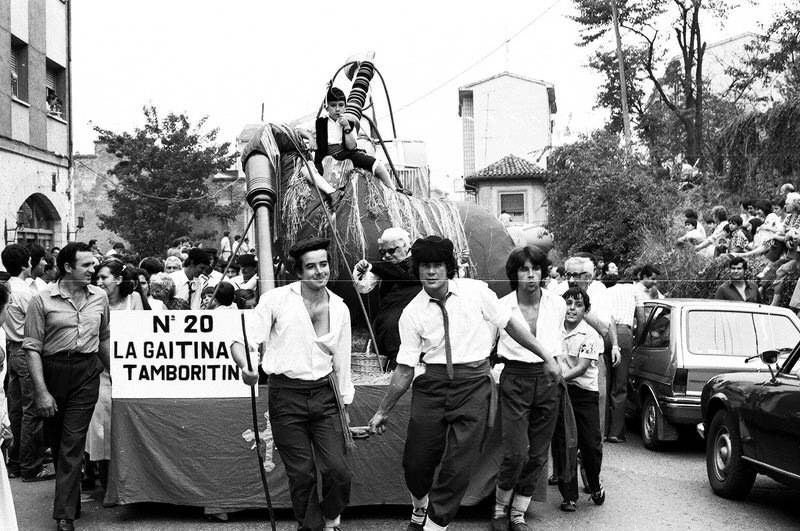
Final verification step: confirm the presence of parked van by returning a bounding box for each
[627,299,800,450]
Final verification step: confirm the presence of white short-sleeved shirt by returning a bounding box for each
[585,281,612,335]
[244,282,354,404]
[561,320,604,392]
[605,283,639,328]
[497,289,565,363]
[396,279,512,367]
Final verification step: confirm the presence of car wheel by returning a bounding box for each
[641,394,662,450]
[706,410,755,499]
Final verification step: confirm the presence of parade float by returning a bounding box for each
[106,53,552,515]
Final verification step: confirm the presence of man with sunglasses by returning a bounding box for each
[353,227,420,369]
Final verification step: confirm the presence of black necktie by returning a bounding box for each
[430,293,454,379]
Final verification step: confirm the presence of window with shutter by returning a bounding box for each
[46,70,56,90]
[499,192,526,221]
[10,53,18,97]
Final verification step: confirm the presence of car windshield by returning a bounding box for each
[687,310,800,358]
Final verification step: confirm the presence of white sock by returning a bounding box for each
[510,494,531,523]
[324,515,341,529]
[494,486,512,518]
[411,493,429,511]
[411,494,428,525]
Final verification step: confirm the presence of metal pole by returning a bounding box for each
[244,154,277,295]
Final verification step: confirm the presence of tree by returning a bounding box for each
[546,130,676,264]
[573,0,737,168]
[726,4,800,104]
[589,46,648,134]
[95,106,239,255]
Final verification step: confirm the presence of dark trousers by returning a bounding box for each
[553,385,602,502]
[42,353,103,521]
[6,341,46,477]
[497,363,560,496]
[607,325,633,439]
[268,379,350,531]
[403,373,491,527]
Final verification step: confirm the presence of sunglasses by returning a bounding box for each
[565,271,591,279]
[378,247,399,256]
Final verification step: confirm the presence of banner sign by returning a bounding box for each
[111,310,256,399]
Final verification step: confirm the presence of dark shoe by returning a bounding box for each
[560,500,577,512]
[23,463,56,482]
[490,515,509,531]
[510,520,530,531]
[591,487,606,506]
[396,187,413,196]
[605,436,625,443]
[547,474,558,485]
[7,466,20,479]
[56,519,74,531]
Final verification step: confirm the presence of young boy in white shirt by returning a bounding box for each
[554,286,606,512]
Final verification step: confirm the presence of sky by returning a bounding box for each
[71,0,783,191]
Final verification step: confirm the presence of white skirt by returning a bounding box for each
[86,370,112,461]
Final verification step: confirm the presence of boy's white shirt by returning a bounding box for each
[560,319,604,392]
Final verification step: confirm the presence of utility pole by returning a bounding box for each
[610,0,632,152]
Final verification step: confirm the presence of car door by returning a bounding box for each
[742,373,800,477]
[630,305,673,397]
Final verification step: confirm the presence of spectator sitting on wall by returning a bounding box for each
[677,217,705,246]
[105,242,125,257]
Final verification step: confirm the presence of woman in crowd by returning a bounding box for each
[164,255,183,274]
[85,258,149,496]
[149,272,187,310]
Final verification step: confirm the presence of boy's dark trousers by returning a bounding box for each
[553,384,603,501]
[267,375,350,531]
[41,352,103,521]
[6,340,47,478]
[402,363,492,528]
[496,361,560,496]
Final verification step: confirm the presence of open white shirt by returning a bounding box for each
[396,278,512,367]
[244,282,354,404]
[497,289,566,363]
[586,281,612,336]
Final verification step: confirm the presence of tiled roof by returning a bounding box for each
[465,154,546,184]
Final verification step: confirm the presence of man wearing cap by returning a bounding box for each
[230,253,258,291]
[231,238,353,531]
[368,236,561,531]
[352,227,420,369]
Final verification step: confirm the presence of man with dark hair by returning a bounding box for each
[491,246,566,531]
[138,257,164,277]
[25,242,110,531]
[368,236,561,531]
[29,244,49,291]
[635,264,662,301]
[168,248,211,309]
[231,237,353,531]
[2,244,53,481]
[714,257,759,302]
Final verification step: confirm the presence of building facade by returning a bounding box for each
[458,72,557,177]
[1,0,73,251]
[464,154,547,226]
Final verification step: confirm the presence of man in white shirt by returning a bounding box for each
[230,254,258,291]
[168,248,212,310]
[219,231,232,263]
[603,275,646,443]
[491,246,566,531]
[369,236,560,531]
[232,238,353,531]
[2,245,52,481]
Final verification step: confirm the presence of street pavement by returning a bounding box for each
[11,430,800,530]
